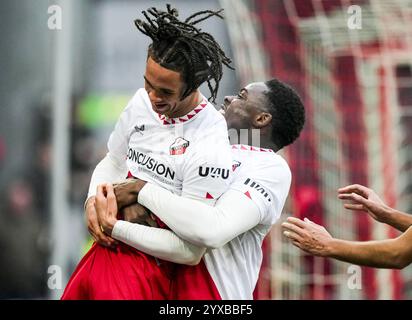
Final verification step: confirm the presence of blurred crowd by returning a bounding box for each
[0,101,98,299]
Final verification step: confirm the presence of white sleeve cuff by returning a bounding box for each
[111,220,130,241]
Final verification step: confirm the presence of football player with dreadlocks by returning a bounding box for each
[61,4,233,300]
[94,79,305,300]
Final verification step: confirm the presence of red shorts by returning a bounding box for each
[170,261,221,300]
[61,242,174,300]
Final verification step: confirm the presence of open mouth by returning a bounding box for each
[153,103,169,113]
[219,103,228,115]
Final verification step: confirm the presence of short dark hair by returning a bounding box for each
[135,4,233,103]
[264,79,305,150]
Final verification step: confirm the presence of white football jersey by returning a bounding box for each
[107,88,233,203]
[203,144,291,299]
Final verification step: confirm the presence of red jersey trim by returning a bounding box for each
[157,98,208,125]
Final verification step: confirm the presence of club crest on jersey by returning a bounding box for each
[170,137,190,156]
[244,178,271,202]
[232,160,241,172]
[199,166,230,180]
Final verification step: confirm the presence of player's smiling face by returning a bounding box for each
[144,56,187,117]
[221,82,270,130]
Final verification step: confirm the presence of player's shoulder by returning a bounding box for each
[132,88,151,108]
[187,97,230,150]
[186,130,231,165]
[269,152,290,174]
[195,98,228,131]
[232,145,291,181]
[121,88,150,115]
[258,151,291,182]
[133,87,149,101]
[231,147,291,225]
[183,105,231,167]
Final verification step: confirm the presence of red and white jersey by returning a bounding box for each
[107,88,232,202]
[203,144,291,299]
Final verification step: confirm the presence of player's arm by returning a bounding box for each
[111,179,262,249]
[96,184,205,265]
[283,217,412,269]
[382,208,412,232]
[117,157,288,248]
[112,220,206,265]
[85,91,137,246]
[139,185,261,248]
[86,154,127,203]
[328,229,412,269]
[85,153,128,247]
[85,92,137,202]
[137,153,289,248]
[109,121,266,250]
[151,128,262,248]
[338,184,412,232]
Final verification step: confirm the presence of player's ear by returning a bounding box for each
[253,112,272,128]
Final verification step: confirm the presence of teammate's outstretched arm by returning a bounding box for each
[338,184,412,232]
[282,217,412,269]
[95,183,206,265]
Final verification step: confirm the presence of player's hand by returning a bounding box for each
[338,184,391,223]
[122,203,158,227]
[114,178,147,209]
[85,196,118,248]
[95,184,118,237]
[282,217,333,257]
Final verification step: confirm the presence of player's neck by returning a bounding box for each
[171,90,202,118]
[260,138,278,152]
[229,127,276,152]
[242,127,278,152]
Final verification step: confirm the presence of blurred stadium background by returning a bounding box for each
[0,0,411,300]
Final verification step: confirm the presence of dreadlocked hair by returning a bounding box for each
[134,4,234,103]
